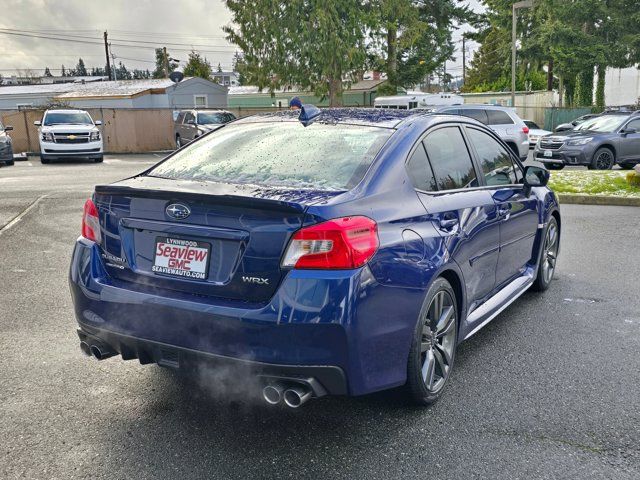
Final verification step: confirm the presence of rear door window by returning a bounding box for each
[466,127,518,186]
[423,126,478,190]
[460,109,488,124]
[406,143,437,191]
[486,110,514,125]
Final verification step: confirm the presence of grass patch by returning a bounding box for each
[548,170,640,197]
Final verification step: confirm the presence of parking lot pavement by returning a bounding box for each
[1,157,639,479]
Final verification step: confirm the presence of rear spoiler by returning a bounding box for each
[94,183,314,215]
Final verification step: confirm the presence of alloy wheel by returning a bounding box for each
[420,290,456,393]
[595,151,613,170]
[542,221,559,284]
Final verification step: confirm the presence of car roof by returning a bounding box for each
[180,109,233,113]
[234,108,425,128]
[45,109,89,114]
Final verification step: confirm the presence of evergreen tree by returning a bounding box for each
[43,67,53,77]
[370,0,476,94]
[152,48,178,78]
[224,0,368,106]
[61,65,66,77]
[183,51,213,79]
[75,58,87,76]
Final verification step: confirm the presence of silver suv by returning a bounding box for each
[431,105,530,161]
[174,109,236,148]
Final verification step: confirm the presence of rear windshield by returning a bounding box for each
[197,112,235,124]
[147,122,392,190]
[43,112,92,126]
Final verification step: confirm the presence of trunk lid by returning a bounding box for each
[94,176,342,302]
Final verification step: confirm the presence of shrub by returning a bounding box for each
[626,172,640,188]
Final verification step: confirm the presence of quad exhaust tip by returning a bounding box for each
[262,382,313,408]
[80,341,116,361]
[283,386,313,408]
[262,383,286,405]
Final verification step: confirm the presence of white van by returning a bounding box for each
[374,93,463,110]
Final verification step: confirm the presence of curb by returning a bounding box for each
[558,194,640,207]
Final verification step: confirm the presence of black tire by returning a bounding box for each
[40,155,50,164]
[94,156,104,163]
[532,216,560,292]
[406,277,458,405]
[544,163,565,170]
[176,135,182,149]
[4,160,15,166]
[589,147,615,170]
[618,163,635,170]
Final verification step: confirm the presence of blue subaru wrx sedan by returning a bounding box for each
[69,107,560,407]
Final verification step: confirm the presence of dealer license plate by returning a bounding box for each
[152,237,210,280]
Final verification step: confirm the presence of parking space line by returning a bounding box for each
[0,194,48,236]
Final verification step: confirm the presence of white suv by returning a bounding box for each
[35,109,103,164]
[431,105,530,161]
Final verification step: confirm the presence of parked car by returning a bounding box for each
[431,104,530,161]
[534,111,640,170]
[0,120,14,167]
[34,109,103,164]
[523,120,551,149]
[174,109,236,148]
[70,107,560,408]
[554,113,600,133]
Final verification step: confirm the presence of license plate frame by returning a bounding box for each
[152,236,211,280]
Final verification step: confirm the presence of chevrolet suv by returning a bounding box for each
[430,105,530,161]
[34,109,103,164]
[534,111,640,170]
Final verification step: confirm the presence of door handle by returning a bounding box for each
[439,217,459,230]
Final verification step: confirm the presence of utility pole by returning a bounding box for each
[103,31,112,81]
[163,47,169,78]
[110,47,118,80]
[462,36,467,85]
[512,0,534,107]
[443,63,447,92]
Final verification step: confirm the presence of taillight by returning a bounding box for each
[522,126,530,134]
[282,216,379,269]
[81,198,101,243]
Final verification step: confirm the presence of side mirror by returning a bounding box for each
[4,125,13,131]
[187,119,196,125]
[523,165,550,196]
[621,127,637,135]
[571,121,578,126]
[34,120,41,126]
[94,120,102,126]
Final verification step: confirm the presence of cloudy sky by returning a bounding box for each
[0,0,483,79]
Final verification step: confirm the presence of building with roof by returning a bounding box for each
[228,79,386,108]
[0,77,228,110]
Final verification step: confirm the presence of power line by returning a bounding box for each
[0,29,238,54]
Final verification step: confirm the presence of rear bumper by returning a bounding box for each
[69,238,420,396]
[77,327,348,395]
